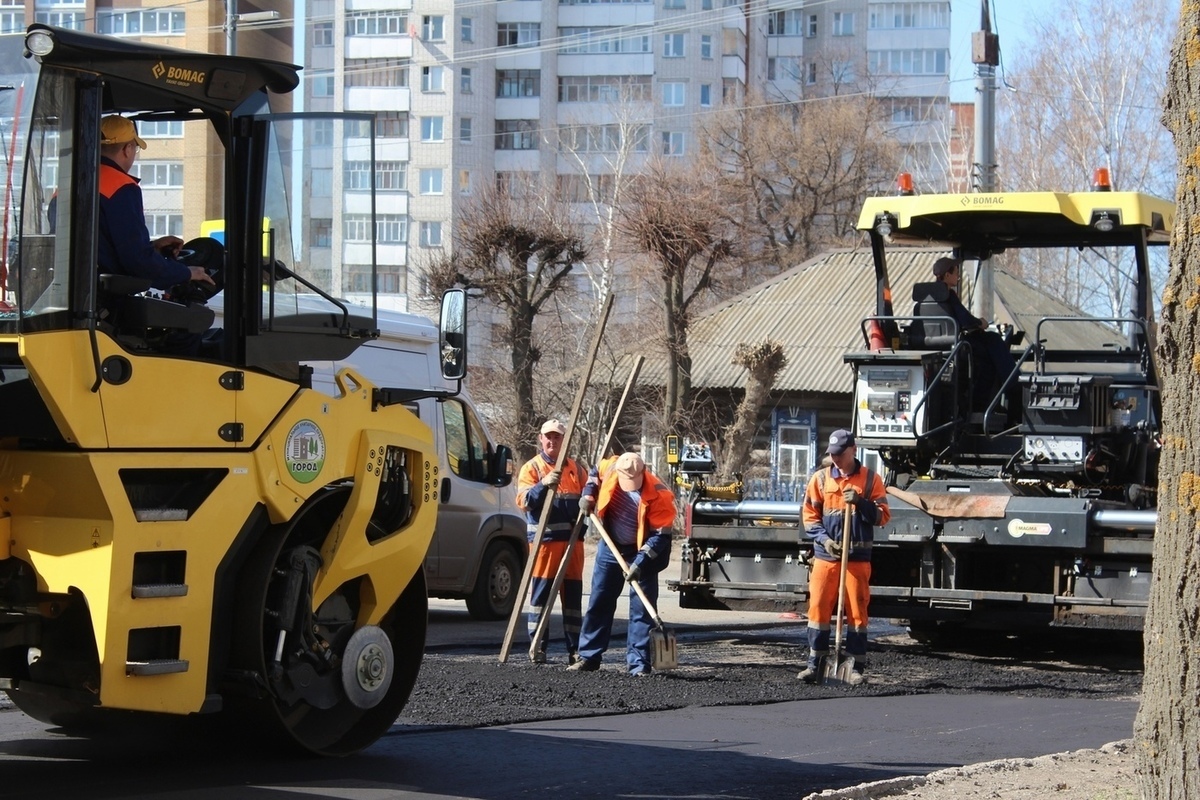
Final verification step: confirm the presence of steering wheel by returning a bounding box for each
[172,236,225,303]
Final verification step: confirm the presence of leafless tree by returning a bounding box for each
[1134,5,1200,796]
[995,0,1176,318]
[426,177,587,459]
[620,156,737,429]
[718,339,787,483]
[699,90,899,274]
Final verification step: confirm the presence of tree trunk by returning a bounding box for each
[1134,7,1200,796]
[509,293,538,462]
[663,268,689,429]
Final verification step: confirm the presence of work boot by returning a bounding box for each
[567,652,581,666]
[530,647,547,665]
[567,658,599,672]
[848,665,867,687]
[797,657,825,684]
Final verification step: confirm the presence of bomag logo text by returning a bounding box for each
[155,61,206,86]
[959,195,1005,206]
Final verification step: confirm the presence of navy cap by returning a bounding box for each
[826,429,855,456]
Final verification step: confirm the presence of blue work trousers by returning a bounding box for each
[577,538,670,674]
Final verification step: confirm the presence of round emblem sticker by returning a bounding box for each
[285,420,326,484]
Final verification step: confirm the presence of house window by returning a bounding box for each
[419,221,443,247]
[699,84,712,106]
[495,119,539,150]
[460,67,473,93]
[346,11,406,36]
[145,213,183,238]
[345,58,408,88]
[421,66,445,92]
[420,116,444,142]
[806,62,817,84]
[461,16,473,42]
[422,15,445,41]
[700,34,713,59]
[832,12,854,36]
[767,9,801,35]
[497,69,541,97]
[498,22,541,48]
[310,219,332,248]
[460,118,473,143]
[420,169,444,195]
[313,75,335,97]
[777,424,814,486]
[807,13,817,37]
[661,131,685,156]
[312,21,332,46]
[663,33,685,57]
[662,82,685,106]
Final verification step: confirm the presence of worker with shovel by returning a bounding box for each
[798,430,890,686]
[516,419,590,664]
[569,452,676,675]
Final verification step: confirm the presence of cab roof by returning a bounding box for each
[25,23,300,114]
[857,189,1174,255]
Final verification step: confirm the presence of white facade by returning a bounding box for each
[298,0,952,311]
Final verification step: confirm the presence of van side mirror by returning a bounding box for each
[439,289,467,381]
[489,444,513,487]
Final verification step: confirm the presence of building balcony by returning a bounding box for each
[345,34,412,60]
[345,86,410,112]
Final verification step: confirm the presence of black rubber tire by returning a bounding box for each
[465,540,521,621]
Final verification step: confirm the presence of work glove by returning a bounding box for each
[578,495,595,515]
[541,470,562,489]
[625,560,643,583]
[843,487,862,505]
[825,537,842,558]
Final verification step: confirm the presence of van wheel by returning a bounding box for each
[466,541,520,621]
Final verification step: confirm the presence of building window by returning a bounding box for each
[700,34,713,59]
[869,4,949,30]
[422,15,445,41]
[139,120,183,138]
[498,22,541,48]
[375,112,409,138]
[461,16,473,42]
[702,0,713,8]
[661,131,685,156]
[662,82,685,106]
[868,49,949,75]
[459,169,472,195]
[559,75,651,102]
[558,124,649,153]
[313,75,334,97]
[459,117,473,143]
[345,58,408,88]
[421,66,445,92]
[313,21,333,46]
[832,60,855,83]
[663,33,685,57]
[35,11,84,29]
[664,0,685,7]
[145,213,183,238]
[460,67,473,93]
[769,56,802,81]
[559,27,652,54]
[311,219,332,248]
[495,120,539,150]
[497,69,541,97]
[420,169,444,195]
[0,10,24,34]
[96,9,184,35]
[311,168,332,197]
[806,62,817,84]
[699,84,712,106]
[346,11,406,36]
[344,215,406,243]
[767,9,802,36]
[807,14,818,37]
[421,116,444,142]
[832,11,854,36]
[419,221,443,247]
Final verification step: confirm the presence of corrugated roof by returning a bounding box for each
[633,248,1123,394]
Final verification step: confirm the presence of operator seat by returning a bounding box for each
[907,281,958,348]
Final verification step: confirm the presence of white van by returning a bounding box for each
[305,310,526,620]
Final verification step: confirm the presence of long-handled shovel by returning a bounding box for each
[822,503,855,685]
[588,512,678,671]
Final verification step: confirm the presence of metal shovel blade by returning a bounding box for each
[821,652,855,686]
[650,628,678,671]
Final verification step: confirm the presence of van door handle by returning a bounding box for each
[441,476,450,503]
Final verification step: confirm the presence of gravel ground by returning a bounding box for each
[399,627,1143,799]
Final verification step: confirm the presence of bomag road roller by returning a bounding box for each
[0,25,464,755]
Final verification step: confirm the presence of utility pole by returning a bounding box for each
[225,0,237,55]
[971,0,999,321]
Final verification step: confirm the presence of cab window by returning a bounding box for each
[443,398,488,482]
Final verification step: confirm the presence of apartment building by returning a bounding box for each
[5,1,951,315]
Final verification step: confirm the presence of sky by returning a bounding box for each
[948,0,1045,102]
